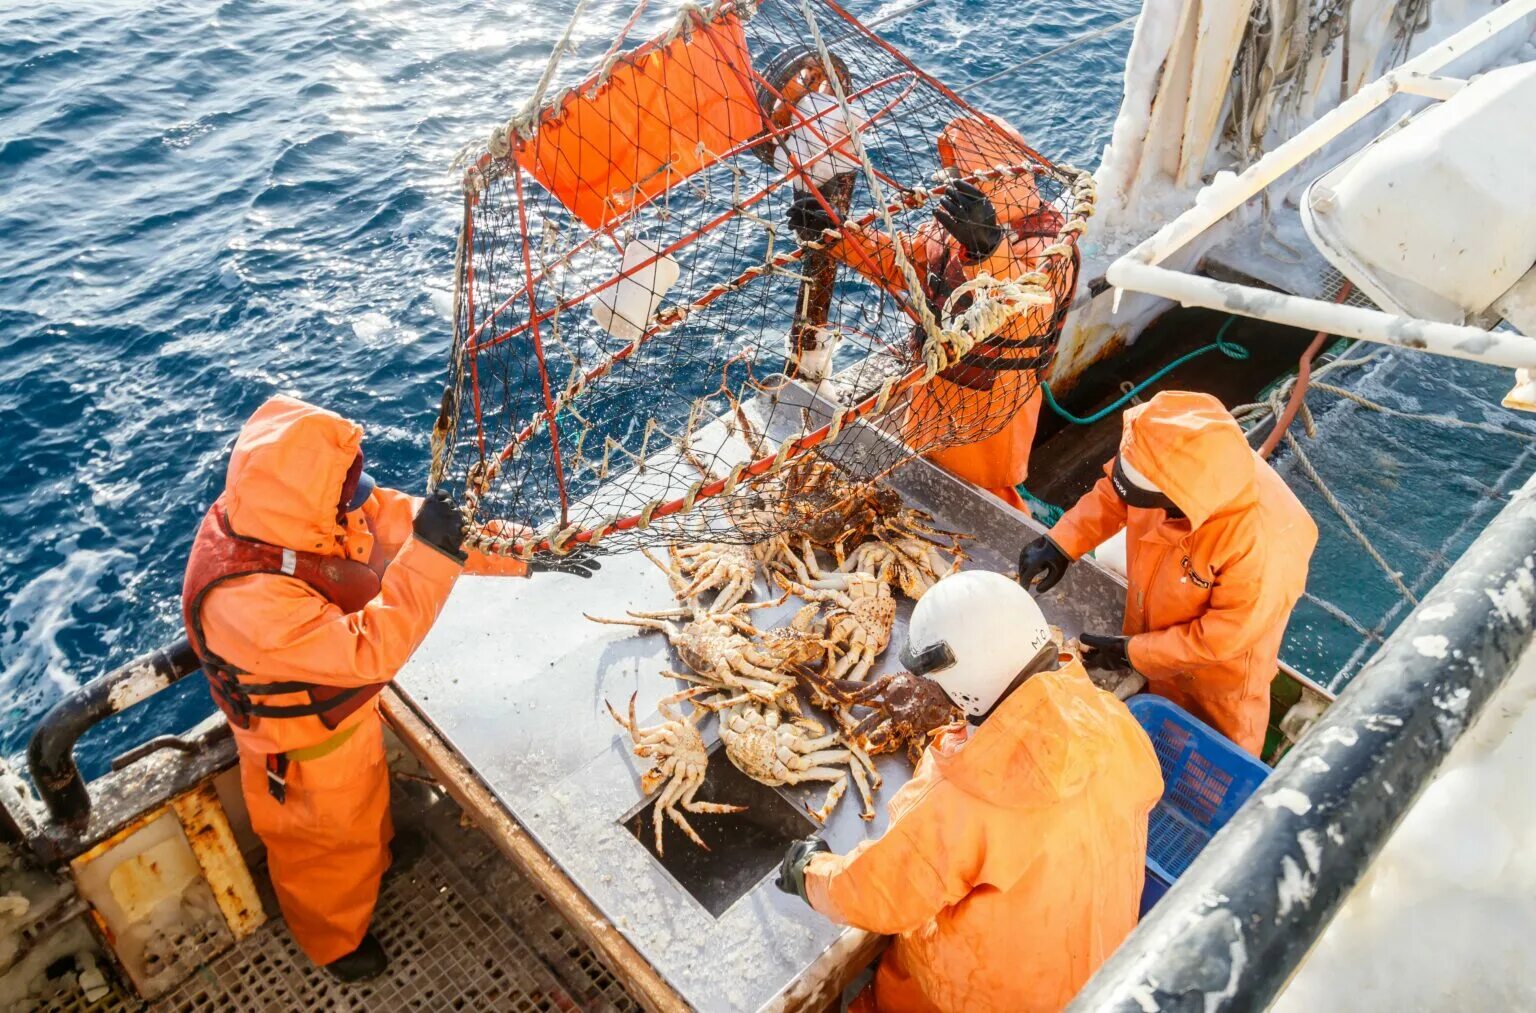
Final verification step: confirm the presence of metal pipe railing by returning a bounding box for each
[1103,0,1536,370]
[26,639,202,829]
[1070,472,1536,1011]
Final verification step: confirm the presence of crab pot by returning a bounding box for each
[625,746,817,918]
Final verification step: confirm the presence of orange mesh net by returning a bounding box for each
[431,0,1094,559]
[515,13,764,229]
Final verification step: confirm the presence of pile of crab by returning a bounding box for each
[590,461,973,854]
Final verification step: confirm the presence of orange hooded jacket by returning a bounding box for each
[814,118,1075,508]
[804,657,1163,1012]
[193,395,520,964]
[1047,391,1318,755]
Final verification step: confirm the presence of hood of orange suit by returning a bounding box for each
[937,115,1042,223]
[1120,391,1256,528]
[931,661,1111,806]
[223,395,362,556]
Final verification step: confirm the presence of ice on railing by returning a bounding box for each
[1272,640,1536,1010]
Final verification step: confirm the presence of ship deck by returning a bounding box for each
[39,782,640,1013]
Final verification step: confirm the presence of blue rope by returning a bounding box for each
[1041,316,1250,426]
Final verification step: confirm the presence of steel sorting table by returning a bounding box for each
[394,437,1130,1011]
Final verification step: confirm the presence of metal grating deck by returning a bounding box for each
[163,849,574,1011]
[29,786,639,1012]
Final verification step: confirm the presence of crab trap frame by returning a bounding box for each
[429,0,1094,559]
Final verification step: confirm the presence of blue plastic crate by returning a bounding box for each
[1129,695,1270,915]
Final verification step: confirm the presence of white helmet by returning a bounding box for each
[900,570,1055,719]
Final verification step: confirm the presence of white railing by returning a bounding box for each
[1105,0,1536,370]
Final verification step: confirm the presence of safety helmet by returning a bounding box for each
[900,570,1054,719]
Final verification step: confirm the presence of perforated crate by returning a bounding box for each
[1129,695,1270,914]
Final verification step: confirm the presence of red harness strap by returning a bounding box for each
[182,498,385,800]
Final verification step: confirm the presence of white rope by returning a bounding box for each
[507,0,593,145]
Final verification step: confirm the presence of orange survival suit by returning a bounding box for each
[804,656,1163,1012]
[1047,391,1318,755]
[182,396,523,965]
[814,117,1078,510]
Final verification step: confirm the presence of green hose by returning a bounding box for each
[1041,316,1250,426]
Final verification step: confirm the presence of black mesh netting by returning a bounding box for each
[429,0,1093,558]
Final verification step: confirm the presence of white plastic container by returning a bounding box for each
[774,92,862,186]
[591,238,681,342]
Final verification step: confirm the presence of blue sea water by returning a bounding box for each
[0,1,1138,779]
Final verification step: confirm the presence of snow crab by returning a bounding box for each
[804,671,962,765]
[606,689,745,855]
[707,696,878,822]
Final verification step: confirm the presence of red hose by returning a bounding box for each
[1258,281,1353,459]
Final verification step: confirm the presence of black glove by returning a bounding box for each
[528,549,603,579]
[1018,536,1070,593]
[775,836,831,903]
[413,489,467,563]
[933,180,1003,261]
[1079,633,1132,672]
[788,192,838,244]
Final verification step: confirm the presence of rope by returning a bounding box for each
[1283,427,1417,605]
[508,0,593,144]
[1309,382,1536,443]
[1041,315,1250,426]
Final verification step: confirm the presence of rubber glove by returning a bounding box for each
[413,489,468,563]
[775,837,831,903]
[788,192,838,244]
[934,180,1003,261]
[1018,535,1070,592]
[1079,632,1132,671]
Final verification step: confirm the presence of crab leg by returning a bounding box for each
[847,756,877,820]
[668,668,785,705]
[679,778,748,816]
[640,546,695,601]
[653,776,705,855]
[585,612,677,634]
[801,771,849,823]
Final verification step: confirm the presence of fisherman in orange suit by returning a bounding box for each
[182,396,596,981]
[776,570,1163,1011]
[1018,391,1317,755]
[787,116,1077,511]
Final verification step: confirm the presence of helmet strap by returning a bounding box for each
[968,640,1060,725]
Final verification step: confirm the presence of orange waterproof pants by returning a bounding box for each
[920,385,1042,515]
[239,709,393,965]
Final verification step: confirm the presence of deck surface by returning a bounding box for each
[391,449,1130,1012]
[29,787,637,1013]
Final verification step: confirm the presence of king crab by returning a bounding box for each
[772,569,897,683]
[586,600,798,704]
[706,695,879,821]
[804,670,962,765]
[643,542,758,612]
[606,689,746,854]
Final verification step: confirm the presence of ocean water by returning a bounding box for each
[0,1,1138,778]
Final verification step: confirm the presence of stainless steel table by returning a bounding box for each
[394,447,1130,1011]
